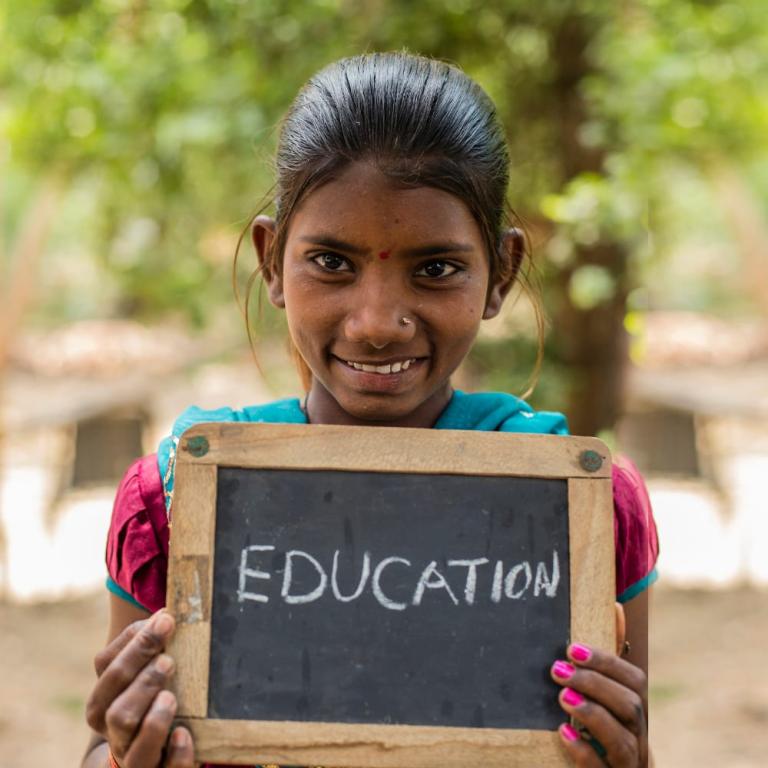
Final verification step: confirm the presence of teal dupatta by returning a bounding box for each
[157,390,569,514]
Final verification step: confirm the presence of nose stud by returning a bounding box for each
[372,317,410,349]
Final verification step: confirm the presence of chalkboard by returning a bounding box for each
[166,423,615,768]
[211,468,569,728]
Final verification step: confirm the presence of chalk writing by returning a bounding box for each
[237,545,560,609]
[372,556,411,611]
[237,545,274,604]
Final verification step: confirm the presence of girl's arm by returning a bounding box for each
[624,589,652,767]
[623,589,649,682]
[552,589,651,767]
[81,594,195,768]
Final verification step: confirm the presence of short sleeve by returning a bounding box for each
[106,454,170,614]
[612,456,660,603]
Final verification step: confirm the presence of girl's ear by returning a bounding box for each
[251,215,284,308]
[483,227,525,320]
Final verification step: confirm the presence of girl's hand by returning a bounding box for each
[85,610,195,768]
[550,642,648,767]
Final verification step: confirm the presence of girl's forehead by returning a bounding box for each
[287,161,483,246]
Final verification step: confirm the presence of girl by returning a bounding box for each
[83,52,658,768]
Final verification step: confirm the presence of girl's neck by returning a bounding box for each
[304,382,454,429]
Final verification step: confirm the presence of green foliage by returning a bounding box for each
[1,0,765,380]
[2,0,347,320]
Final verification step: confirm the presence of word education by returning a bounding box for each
[236,545,561,611]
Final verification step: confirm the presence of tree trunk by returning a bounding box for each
[548,14,630,437]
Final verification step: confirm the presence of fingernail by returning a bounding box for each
[155,654,174,674]
[153,611,173,635]
[171,728,189,748]
[560,723,580,742]
[156,689,176,709]
[552,660,575,679]
[562,688,584,707]
[569,643,591,662]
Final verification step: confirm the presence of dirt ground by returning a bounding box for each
[0,586,766,768]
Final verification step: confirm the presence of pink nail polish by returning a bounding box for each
[570,643,592,662]
[563,688,584,707]
[552,661,575,679]
[561,723,580,742]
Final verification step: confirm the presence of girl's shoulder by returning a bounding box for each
[612,456,660,602]
[106,398,307,611]
[157,398,306,512]
[106,453,168,613]
[445,391,658,600]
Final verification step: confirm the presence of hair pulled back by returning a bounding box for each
[240,51,542,393]
[269,51,512,282]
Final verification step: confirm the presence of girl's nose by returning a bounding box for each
[343,297,417,349]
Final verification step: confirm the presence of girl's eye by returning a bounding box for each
[311,253,351,272]
[415,260,459,278]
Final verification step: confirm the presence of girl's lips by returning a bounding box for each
[341,357,417,374]
[331,355,427,392]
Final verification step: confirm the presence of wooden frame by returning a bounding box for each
[166,423,615,768]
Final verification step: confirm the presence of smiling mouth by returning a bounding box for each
[342,357,417,375]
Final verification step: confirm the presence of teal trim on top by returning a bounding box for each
[617,567,658,604]
[239,398,308,425]
[106,576,150,612]
[434,390,569,434]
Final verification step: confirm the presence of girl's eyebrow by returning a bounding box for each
[298,235,475,258]
[298,235,367,255]
[402,242,475,258]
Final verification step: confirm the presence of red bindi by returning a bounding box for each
[378,250,391,260]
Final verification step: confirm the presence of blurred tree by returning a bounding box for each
[1,0,766,434]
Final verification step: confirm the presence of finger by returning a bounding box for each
[87,611,175,734]
[94,619,147,677]
[568,643,647,706]
[559,688,640,768]
[559,723,605,767]
[551,661,645,735]
[121,690,177,768]
[105,654,176,758]
[165,727,195,768]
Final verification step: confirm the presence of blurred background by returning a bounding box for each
[1,1,766,765]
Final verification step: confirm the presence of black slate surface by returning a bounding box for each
[208,468,570,730]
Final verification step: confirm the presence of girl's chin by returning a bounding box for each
[348,395,423,421]
[311,392,423,426]
[309,374,451,428]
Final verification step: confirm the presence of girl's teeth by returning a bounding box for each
[346,359,415,374]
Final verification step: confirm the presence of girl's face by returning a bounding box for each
[256,161,512,428]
